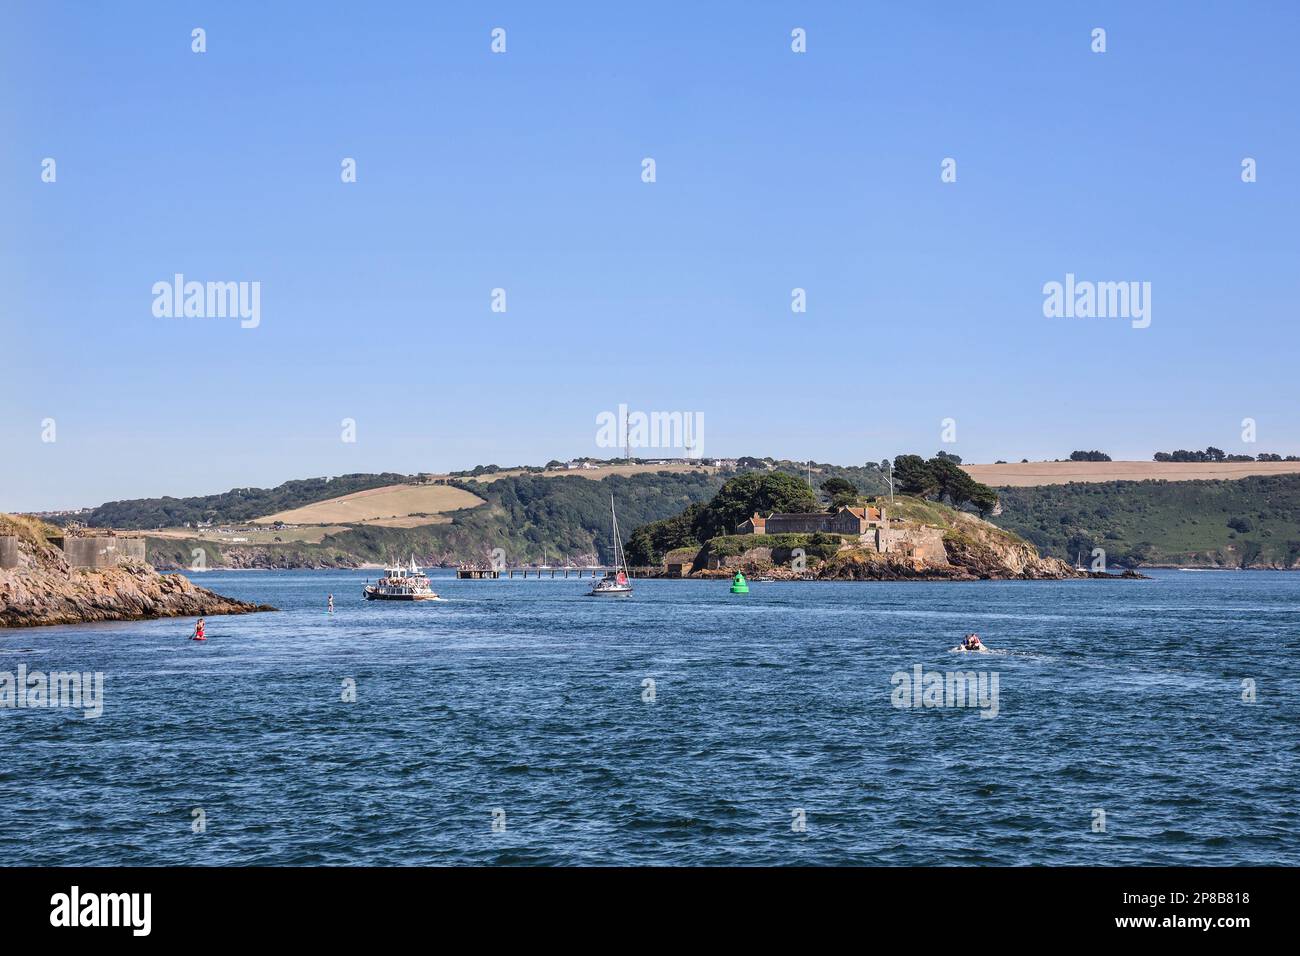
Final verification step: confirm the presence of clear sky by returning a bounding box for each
[3,1,1298,511]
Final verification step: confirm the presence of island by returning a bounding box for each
[628,470,1144,581]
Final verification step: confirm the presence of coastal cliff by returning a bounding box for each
[0,516,273,628]
[820,518,1082,581]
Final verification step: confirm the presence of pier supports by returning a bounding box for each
[458,566,631,580]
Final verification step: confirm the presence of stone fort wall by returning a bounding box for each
[872,526,949,564]
[52,536,147,569]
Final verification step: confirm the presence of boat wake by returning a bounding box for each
[946,646,1056,662]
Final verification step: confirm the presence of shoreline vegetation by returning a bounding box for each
[0,515,274,629]
[20,453,1300,574]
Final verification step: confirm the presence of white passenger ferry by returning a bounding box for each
[363,557,441,601]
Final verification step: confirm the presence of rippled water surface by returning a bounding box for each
[2,569,1297,865]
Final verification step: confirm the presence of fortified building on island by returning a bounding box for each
[735,505,947,562]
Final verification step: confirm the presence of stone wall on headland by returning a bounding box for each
[0,518,274,628]
[50,535,147,568]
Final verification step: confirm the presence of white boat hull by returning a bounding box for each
[364,587,440,601]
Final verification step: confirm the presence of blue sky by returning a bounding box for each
[3,1,1298,510]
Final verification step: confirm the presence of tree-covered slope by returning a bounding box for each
[77,474,412,529]
[147,470,726,569]
[992,474,1300,568]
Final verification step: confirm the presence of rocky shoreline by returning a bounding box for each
[684,507,1150,582]
[0,520,274,629]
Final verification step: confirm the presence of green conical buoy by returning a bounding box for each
[730,571,749,594]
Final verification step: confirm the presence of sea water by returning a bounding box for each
[1,569,1296,865]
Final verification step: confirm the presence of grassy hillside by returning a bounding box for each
[879,495,1028,548]
[992,474,1300,568]
[0,514,60,545]
[78,473,412,529]
[254,483,485,526]
[146,470,726,569]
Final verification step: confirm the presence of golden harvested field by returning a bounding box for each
[463,463,718,483]
[254,484,486,525]
[963,461,1300,487]
[356,515,453,529]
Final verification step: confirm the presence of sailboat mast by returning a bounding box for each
[609,493,628,574]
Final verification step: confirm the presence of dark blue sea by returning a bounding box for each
[2,569,1297,865]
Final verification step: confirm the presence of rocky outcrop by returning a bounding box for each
[818,550,979,580]
[936,517,1081,579]
[819,515,1143,580]
[0,519,273,628]
[150,544,364,571]
[684,503,1144,582]
[220,546,361,570]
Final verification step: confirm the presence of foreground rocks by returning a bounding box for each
[0,523,273,628]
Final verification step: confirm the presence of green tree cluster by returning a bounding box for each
[892,455,999,516]
[626,471,820,564]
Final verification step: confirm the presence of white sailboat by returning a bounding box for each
[588,494,633,596]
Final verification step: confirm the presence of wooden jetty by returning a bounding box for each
[456,565,654,580]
